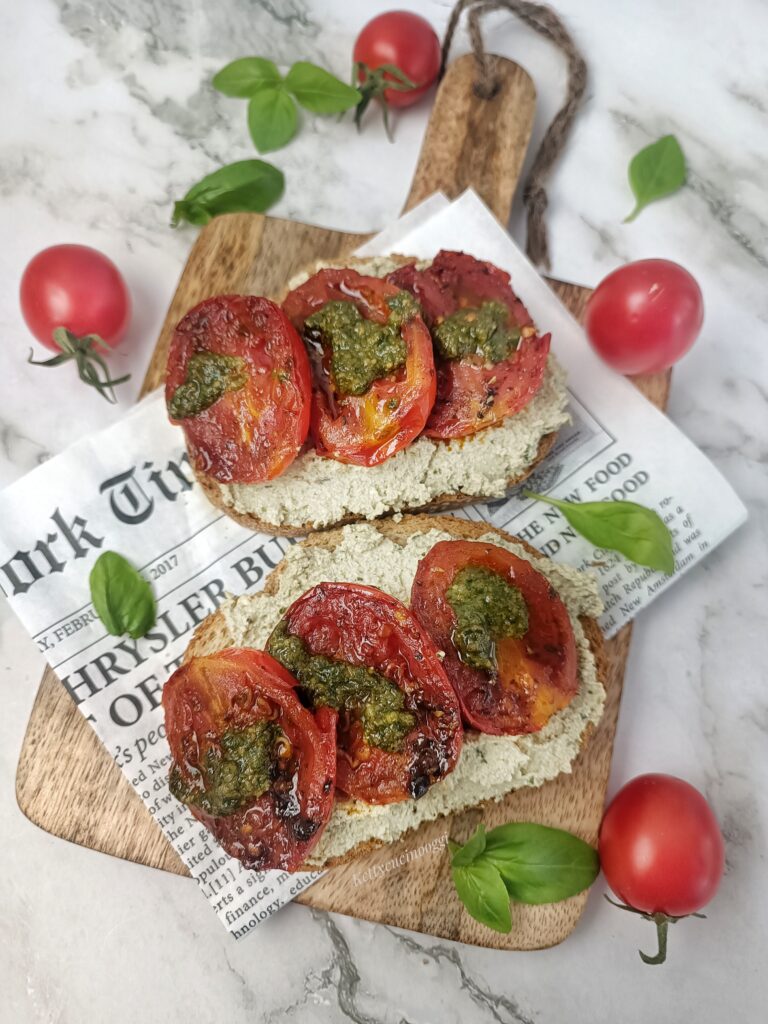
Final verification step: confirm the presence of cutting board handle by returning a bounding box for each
[404,53,535,225]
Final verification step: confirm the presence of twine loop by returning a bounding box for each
[441,0,588,268]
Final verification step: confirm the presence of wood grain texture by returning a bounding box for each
[403,56,536,216]
[16,54,671,949]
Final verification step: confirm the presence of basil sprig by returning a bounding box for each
[449,823,599,933]
[625,134,686,222]
[524,491,675,574]
[172,159,284,227]
[173,57,359,226]
[89,551,156,639]
[214,56,361,154]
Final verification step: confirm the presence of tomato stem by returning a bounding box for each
[352,61,416,141]
[639,913,669,965]
[604,894,707,966]
[28,327,130,403]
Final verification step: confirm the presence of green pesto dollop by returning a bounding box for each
[168,720,280,817]
[446,565,529,673]
[169,351,248,419]
[304,291,418,397]
[433,301,522,364]
[267,621,415,752]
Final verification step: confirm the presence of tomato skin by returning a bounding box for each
[389,251,532,328]
[584,259,704,375]
[20,244,131,350]
[166,295,312,483]
[353,12,441,108]
[599,774,725,917]
[163,648,337,873]
[411,540,578,735]
[273,582,463,805]
[424,331,550,439]
[283,268,435,466]
[388,251,550,438]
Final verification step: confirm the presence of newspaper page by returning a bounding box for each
[0,193,746,936]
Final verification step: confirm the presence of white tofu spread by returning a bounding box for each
[213,356,569,529]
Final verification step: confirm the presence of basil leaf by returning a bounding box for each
[525,491,675,574]
[284,61,361,114]
[89,551,156,639]
[451,860,512,933]
[178,159,284,205]
[172,160,284,226]
[483,823,599,905]
[625,134,686,222]
[450,823,487,867]
[247,87,298,153]
[213,57,281,97]
[172,199,215,227]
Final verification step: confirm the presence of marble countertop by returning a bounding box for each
[2,0,766,1020]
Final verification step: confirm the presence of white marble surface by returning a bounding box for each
[1,0,766,1020]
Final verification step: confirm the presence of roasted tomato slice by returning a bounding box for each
[266,582,462,804]
[410,541,578,735]
[388,250,550,439]
[282,269,435,466]
[163,648,336,872]
[166,295,312,483]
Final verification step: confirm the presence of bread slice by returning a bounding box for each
[184,514,606,871]
[187,255,570,537]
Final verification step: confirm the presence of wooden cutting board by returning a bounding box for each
[15,55,670,950]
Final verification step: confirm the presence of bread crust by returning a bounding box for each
[183,252,562,536]
[183,514,605,872]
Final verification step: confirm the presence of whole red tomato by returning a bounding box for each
[353,11,441,108]
[584,259,703,375]
[599,774,724,964]
[20,244,131,351]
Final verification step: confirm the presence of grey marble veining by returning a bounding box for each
[1,1,767,1021]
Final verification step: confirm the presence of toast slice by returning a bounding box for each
[190,255,570,537]
[183,514,606,871]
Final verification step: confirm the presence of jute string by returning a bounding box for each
[441,0,587,269]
